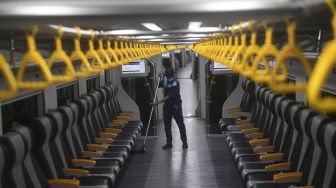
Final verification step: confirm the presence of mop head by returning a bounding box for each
[132,144,146,154]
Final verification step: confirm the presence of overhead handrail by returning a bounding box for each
[85,29,104,73]
[70,27,93,78]
[251,22,278,83]
[271,22,312,93]
[240,24,260,78]
[47,25,76,82]
[105,39,121,67]
[0,54,17,100]
[97,38,113,69]
[308,0,336,112]
[16,27,53,90]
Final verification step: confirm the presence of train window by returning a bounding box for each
[1,94,43,133]
[87,76,100,93]
[57,84,79,107]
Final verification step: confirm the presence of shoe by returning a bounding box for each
[162,143,173,149]
[182,143,188,149]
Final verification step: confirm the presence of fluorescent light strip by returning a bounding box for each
[188,22,202,30]
[142,23,162,31]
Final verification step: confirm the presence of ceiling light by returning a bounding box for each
[188,22,202,30]
[142,23,162,31]
[104,29,139,35]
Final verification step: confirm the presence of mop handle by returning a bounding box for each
[143,77,161,145]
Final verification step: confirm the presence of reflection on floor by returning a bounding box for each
[176,64,197,117]
[117,118,244,188]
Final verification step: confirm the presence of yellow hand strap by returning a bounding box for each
[271,22,312,93]
[0,54,17,100]
[241,31,260,77]
[47,25,76,82]
[308,0,336,112]
[106,40,121,67]
[251,26,278,83]
[16,29,53,90]
[97,38,113,69]
[85,29,104,73]
[70,27,93,78]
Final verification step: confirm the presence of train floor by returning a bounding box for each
[117,64,244,188]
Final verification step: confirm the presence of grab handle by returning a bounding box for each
[70,27,93,78]
[106,40,121,67]
[241,30,260,77]
[16,28,53,89]
[0,54,17,100]
[47,26,76,82]
[251,25,279,83]
[97,38,113,69]
[308,0,336,112]
[85,29,104,73]
[271,22,312,93]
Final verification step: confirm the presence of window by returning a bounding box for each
[2,94,43,133]
[87,76,100,93]
[57,84,79,107]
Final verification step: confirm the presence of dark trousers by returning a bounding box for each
[163,104,187,144]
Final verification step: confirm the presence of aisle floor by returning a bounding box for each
[117,118,245,188]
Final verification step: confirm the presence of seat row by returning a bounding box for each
[222,79,336,188]
[0,84,142,188]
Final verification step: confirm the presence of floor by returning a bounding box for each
[117,63,244,188]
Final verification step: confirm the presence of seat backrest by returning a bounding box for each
[0,143,9,188]
[319,122,336,188]
[1,126,48,188]
[58,104,86,156]
[74,98,97,144]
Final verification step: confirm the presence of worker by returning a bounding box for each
[151,67,188,149]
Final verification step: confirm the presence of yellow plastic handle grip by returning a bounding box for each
[106,40,121,67]
[226,35,239,66]
[119,40,131,63]
[97,39,113,69]
[271,22,312,93]
[70,38,93,78]
[231,33,247,71]
[251,27,278,83]
[308,17,336,112]
[16,35,53,90]
[241,32,260,77]
[85,38,104,73]
[48,36,76,82]
[0,54,17,100]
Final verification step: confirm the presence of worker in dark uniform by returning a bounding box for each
[151,68,188,149]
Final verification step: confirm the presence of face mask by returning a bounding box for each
[167,77,174,82]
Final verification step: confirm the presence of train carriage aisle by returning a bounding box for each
[1,1,336,188]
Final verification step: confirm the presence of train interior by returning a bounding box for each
[0,0,336,188]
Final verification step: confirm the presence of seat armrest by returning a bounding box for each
[228,107,240,111]
[249,138,270,146]
[259,153,284,161]
[237,123,255,129]
[122,110,134,113]
[265,162,291,172]
[229,111,252,117]
[253,145,275,153]
[48,179,80,187]
[96,137,114,143]
[235,119,251,125]
[80,151,103,157]
[116,116,130,120]
[244,133,263,139]
[87,144,108,151]
[105,128,122,134]
[289,186,314,188]
[241,128,259,134]
[63,168,90,176]
[99,132,117,138]
[273,172,303,183]
[119,113,132,117]
[72,159,96,166]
